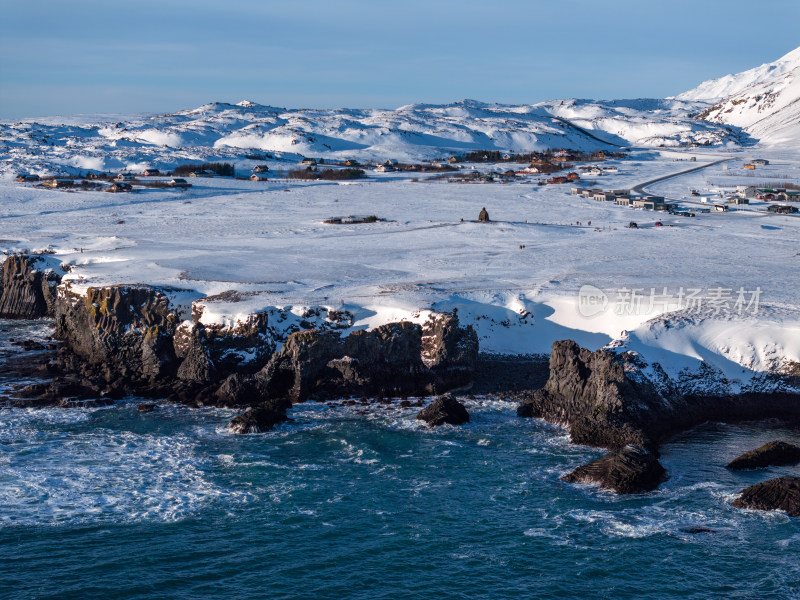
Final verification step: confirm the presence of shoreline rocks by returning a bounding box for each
[0,254,61,320]
[561,445,666,494]
[416,393,470,426]
[226,400,291,434]
[732,476,800,516]
[0,257,480,410]
[727,441,800,471]
[519,339,800,494]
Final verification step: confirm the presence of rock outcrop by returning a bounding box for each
[561,445,666,494]
[48,279,478,407]
[518,340,800,452]
[519,339,800,494]
[726,441,800,471]
[421,313,479,392]
[258,315,478,403]
[416,393,470,426]
[55,285,181,394]
[516,340,667,450]
[227,401,290,434]
[732,476,800,516]
[0,254,61,319]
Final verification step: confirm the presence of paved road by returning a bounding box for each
[631,157,800,219]
[631,158,733,197]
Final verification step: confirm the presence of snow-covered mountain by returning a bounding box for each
[0,98,738,176]
[12,46,800,176]
[676,46,800,145]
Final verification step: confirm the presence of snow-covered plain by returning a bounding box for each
[1,145,798,393]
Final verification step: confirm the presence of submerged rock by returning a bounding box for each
[732,476,800,516]
[726,440,800,470]
[561,445,666,494]
[416,393,470,426]
[227,402,289,434]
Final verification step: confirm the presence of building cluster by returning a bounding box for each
[15,170,191,193]
[571,187,666,211]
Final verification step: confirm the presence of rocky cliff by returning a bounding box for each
[0,254,61,319]
[519,340,800,494]
[44,278,479,409]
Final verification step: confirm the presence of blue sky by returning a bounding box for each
[1,0,799,118]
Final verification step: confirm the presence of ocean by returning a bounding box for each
[1,321,799,600]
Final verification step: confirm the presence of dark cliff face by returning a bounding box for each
[0,254,61,319]
[49,283,478,406]
[259,315,478,403]
[518,340,663,450]
[421,313,479,392]
[55,285,180,387]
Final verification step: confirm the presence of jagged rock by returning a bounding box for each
[177,308,274,374]
[516,341,664,450]
[258,319,477,403]
[416,393,470,426]
[226,401,289,434]
[732,476,800,516]
[55,285,180,390]
[10,378,110,408]
[261,329,344,402]
[421,313,478,392]
[561,445,666,494]
[727,441,800,470]
[0,254,61,319]
[213,373,282,407]
[176,323,217,384]
[340,321,432,395]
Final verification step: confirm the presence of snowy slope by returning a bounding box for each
[677,46,800,145]
[0,98,740,177]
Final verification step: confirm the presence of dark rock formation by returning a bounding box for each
[55,285,180,393]
[421,313,479,392]
[518,340,800,452]
[175,323,217,385]
[416,393,470,426]
[0,254,61,319]
[259,316,478,403]
[516,340,667,450]
[227,401,289,434]
[732,476,800,516]
[561,445,666,494]
[0,251,478,409]
[519,339,800,494]
[261,329,345,402]
[727,441,800,470]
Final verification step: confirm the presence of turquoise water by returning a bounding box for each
[2,325,800,599]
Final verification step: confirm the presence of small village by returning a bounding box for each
[11,152,800,219]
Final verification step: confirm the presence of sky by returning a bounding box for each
[1,0,799,119]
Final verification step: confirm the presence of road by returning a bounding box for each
[631,158,733,197]
[631,157,800,219]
